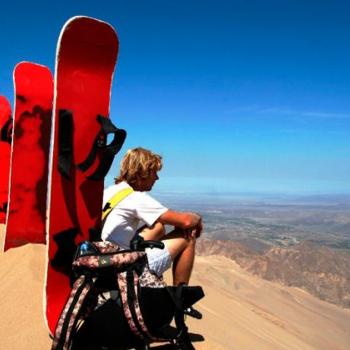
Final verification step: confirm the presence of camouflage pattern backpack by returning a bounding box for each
[51,239,204,350]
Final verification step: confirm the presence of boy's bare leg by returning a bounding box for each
[162,230,196,285]
[139,224,196,285]
[171,237,196,285]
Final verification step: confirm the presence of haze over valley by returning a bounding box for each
[156,191,350,310]
[156,191,350,251]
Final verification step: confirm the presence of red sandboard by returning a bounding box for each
[0,96,12,223]
[3,62,53,251]
[45,16,119,335]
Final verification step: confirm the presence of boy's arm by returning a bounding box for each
[158,210,202,236]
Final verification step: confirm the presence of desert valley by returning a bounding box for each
[1,192,350,349]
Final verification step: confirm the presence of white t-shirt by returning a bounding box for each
[101,181,168,249]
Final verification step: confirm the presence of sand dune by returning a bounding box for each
[182,256,350,350]
[1,225,350,349]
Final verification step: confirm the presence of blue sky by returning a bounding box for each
[1,0,349,194]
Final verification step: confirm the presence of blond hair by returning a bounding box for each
[115,147,162,185]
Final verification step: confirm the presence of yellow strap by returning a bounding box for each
[102,187,134,221]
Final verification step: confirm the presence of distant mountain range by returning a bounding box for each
[196,238,350,309]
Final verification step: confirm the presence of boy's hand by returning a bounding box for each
[195,219,203,237]
[181,218,203,239]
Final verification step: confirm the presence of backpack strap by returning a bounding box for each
[52,274,95,350]
[118,270,146,340]
[88,186,133,242]
[117,269,164,343]
[101,187,134,223]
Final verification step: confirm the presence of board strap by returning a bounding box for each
[172,286,196,350]
[57,109,74,179]
[57,112,126,181]
[78,115,127,181]
[0,117,13,143]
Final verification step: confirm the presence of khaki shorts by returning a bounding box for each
[146,245,172,277]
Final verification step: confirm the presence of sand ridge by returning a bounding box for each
[1,225,350,349]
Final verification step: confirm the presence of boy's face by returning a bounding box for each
[137,169,159,192]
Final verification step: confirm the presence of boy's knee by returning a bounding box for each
[187,234,196,246]
[140,222,166,241]
[154,221,166,235]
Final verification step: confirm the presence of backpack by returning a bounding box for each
[51,238,204,350]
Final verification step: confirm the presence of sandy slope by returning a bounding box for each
[180,257,350,350]
[0,224,350,349]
